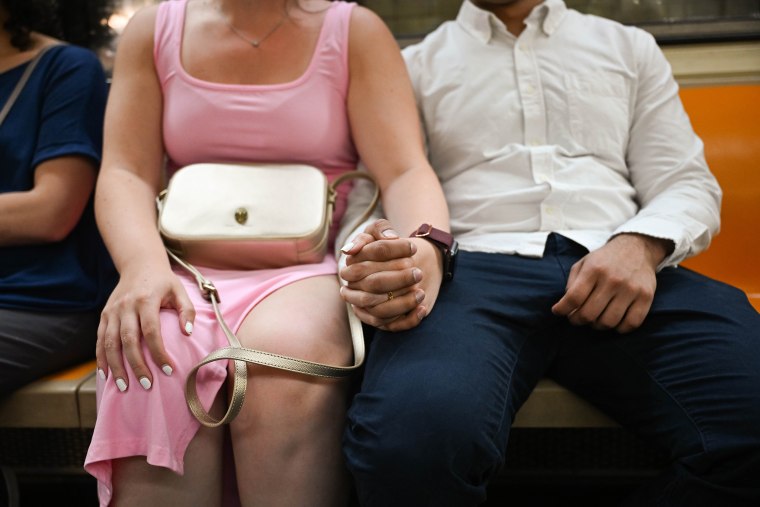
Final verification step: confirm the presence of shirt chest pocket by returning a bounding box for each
[563,71,631,156]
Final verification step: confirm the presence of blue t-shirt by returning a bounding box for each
[0,45,116,312]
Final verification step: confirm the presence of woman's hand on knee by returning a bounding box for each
[96,267,194,392]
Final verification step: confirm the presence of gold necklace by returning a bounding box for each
[221,9,287,48]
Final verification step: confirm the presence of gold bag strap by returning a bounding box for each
[175,170,379,427]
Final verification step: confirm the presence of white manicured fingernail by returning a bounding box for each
[382,229,399,238]
[340,241,354,253]
[97,368,106,381]
[162,364,173,376]
[115,378,127,392]
[139,376,152,390]
[185,321,193,335]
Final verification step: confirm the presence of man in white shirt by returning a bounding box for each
[339,1,760,506]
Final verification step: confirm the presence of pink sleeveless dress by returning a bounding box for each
[85,1,358,504]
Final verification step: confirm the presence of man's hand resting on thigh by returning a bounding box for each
[552,233,673,333]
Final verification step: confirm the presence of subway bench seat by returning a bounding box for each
[0,85,757,485]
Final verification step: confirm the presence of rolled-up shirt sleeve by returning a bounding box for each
[613,30,722,268]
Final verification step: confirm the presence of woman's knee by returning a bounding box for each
[232,340,351,441]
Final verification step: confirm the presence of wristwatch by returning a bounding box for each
[410,223,458,282]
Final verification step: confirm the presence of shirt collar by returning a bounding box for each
[458,0,567,43]
[540,0,567,35]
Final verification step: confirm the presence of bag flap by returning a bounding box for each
[159,163,329,240]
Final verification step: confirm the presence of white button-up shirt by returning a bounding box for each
[341,0,721,268]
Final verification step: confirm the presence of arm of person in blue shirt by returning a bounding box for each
[0,156,96,246]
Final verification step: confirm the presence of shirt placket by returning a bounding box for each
[515,27,562,231]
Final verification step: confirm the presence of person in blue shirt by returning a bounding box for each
[0,0,116,396]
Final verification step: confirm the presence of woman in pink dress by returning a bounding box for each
[84,0,449,505]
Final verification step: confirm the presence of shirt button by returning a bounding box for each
[530,140,541,146]
[544,206,556,216]
[524,84,535,95]
[537,174,549,183]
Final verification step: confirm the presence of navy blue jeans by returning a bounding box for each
[343,234,760,506]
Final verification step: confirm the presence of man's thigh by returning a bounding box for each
[349,247,572,446]
[550,267,760,488]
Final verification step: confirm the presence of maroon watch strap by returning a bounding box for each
[411,223,457,282]
[412,223,454,249]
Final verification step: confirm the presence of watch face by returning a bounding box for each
[442,239,458,281]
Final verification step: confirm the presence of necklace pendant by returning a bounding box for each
[221,9,286,50]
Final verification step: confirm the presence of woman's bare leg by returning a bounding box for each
[111,397,225,507]
[231,275,352,507]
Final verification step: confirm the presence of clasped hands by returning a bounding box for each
[340,219,671,334]
[339,219,441,331]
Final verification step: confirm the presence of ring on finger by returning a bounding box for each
[386,291,394,302]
